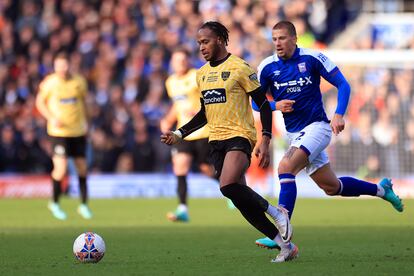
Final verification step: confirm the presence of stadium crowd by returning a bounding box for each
[0,0,413,177]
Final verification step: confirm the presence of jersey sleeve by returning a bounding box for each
[238,63,261,93]
[312,51,338,80]
[257,61,271,92]
[195,69,202,97]
[37,77,51,100]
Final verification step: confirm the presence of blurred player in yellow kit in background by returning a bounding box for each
[36,52,92,220]
[161,48,215,222]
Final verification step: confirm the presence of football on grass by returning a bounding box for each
[73,232,105,263]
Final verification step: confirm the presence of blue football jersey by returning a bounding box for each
[258,47,338,132]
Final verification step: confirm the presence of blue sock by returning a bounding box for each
[338,176,377,196]
[278,173,297,219]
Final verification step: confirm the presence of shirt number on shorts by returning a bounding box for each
[295,131,305,141]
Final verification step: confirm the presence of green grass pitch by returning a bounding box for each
[0,198,413,275]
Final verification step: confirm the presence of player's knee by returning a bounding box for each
[278,159,294,174]
[78,168,87,177]
[51,168,66,181]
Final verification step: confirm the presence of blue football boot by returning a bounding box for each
[379,178,404,212]
[255,237,280,250]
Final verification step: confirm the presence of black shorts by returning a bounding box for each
[49,136,87,158]
[209,136,252,179]
[172,138,210,165]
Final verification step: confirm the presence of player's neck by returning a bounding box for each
[176,69,189,77]
[210,51,230,67]
[56,72,71,80]
[215,49,229,61]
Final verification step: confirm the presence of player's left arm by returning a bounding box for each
[80,77,91,129]
[160,105,178,133]
[239,63,272,168]
[250,88,272,168]
[323,69,351,135]
[250,88,272,139]
[316,52,351,135]
[251,95,277,112]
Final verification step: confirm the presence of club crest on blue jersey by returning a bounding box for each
[298,62,307,73]
[221,71,230,81]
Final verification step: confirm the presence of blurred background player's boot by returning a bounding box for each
[167,205,189,222]
[379,178,404,212]
[48,202,67,220]
[77,204,93,219]
[255,237,280,250]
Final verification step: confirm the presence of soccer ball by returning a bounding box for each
[73,232,106,263]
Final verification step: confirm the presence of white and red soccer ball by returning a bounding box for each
[73,232,106,263]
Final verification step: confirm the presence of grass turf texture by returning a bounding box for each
[0,198,413,275]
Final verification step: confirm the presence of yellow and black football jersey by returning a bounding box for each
[196,54,261,146]
[38,73,88,137]
[165,69,209,141]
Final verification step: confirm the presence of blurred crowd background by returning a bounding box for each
[0,0,413,177]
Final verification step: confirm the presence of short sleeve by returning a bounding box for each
[238,63,261,93]
[196,69,202,97]
[165,76,173,97]
[311,51,338,80]
[37,77,51,100]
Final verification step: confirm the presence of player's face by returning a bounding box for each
[272,28,297,60]
[197,28,221,61]
[54,58,69,77]
[171,52,189,75]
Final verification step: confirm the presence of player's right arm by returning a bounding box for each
[36,78,63,127]
[160,98,207,145]
[254,57,295,113]
[160,105,178,133]
[252,98,294,113]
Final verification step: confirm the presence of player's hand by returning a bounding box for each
[254,136,271,168]
[51,118,64,127]
[330,113,345,135]
[276,100,295,113]
[160,131,181,145]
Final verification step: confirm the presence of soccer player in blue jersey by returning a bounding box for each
[252,21,404,252]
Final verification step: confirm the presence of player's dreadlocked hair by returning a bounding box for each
[200,21,229,46]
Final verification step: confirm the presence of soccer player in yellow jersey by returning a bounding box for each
[36,53,92,220]
[161,48,214,222]
[161,21,295,263]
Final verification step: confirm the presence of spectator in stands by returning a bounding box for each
[0,0,411,179]
[0,124,20,172]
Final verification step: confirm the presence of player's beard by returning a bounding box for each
[208,44,221,61]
